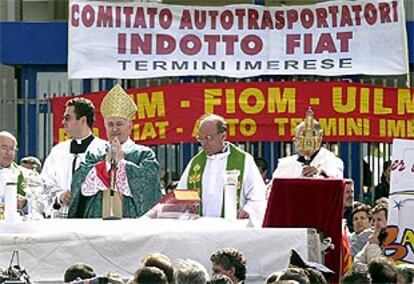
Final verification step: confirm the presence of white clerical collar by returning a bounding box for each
[0,165,10,170]
[206,143,230,160]
[73,132,93,144]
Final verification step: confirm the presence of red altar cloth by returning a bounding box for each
[263,178,345,283]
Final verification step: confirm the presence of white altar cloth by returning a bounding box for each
[0,218,315,283]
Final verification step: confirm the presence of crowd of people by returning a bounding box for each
[2,248,412,283]
[0,84,411,283]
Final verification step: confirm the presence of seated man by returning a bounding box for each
[68,84,162,218]
[177,114,267,224]
[272,108,343,179]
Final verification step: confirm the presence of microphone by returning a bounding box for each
[111,146,117,166]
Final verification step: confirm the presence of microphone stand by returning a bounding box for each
[109,159,116,218]
[102,149,122,220]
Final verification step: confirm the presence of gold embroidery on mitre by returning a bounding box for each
[100,84,137,120]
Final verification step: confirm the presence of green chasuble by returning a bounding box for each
[10,162,25,196]
[68,145,162,218]
[187,143,246,215]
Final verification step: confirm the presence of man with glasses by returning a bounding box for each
[68,84,161,218]
[177,114,267,225]
[41,97,107,218]
[0,131,26,211]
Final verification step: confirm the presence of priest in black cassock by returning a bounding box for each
[42,97,107,218]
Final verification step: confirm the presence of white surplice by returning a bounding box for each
[41,136,107,217]
[272,147,344,179]
[178,146,267,226]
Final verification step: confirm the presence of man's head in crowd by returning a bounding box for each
[343,179,354,208]
[277,267,310,284]
[210,248,247,284]
[196,114,227,156]
[368,257,397,283]
[174,259,209,284]
[20,156,42,173]
[254,157,268,179]
[133,266,168,284]
[382,160,392,183]
[351,204,371,234]
[0,131,18,168]
[371,204,388,233]
[396,264,414,284]
[63,97,95,139]
[341,269,372,284]
[63,262,96,283]
[375,197,389,207]
[141,253,174,283]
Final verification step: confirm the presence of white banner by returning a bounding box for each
[68,0,409,79]
[390,139,414,193]
[385,139,414,265]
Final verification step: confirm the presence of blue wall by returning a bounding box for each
[0,22,67,65]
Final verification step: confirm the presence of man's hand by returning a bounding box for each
[302,166,319,177]
[59,192,71,206]
[237,209,249,219]
[368,233,380,245]
[110,137,125,165]
[17,195,27,209]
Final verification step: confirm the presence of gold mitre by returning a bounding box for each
[100,84,137,120]
[296,107,323,158]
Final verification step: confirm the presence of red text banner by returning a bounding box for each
[68,0,409,79]
[51,81,414,145]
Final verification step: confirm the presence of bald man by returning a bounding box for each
[0,131,26,210]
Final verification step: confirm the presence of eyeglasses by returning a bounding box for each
[196,133,220,143]
[0,145,18,153]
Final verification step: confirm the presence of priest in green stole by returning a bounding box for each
[177,114,267,226]
[68,84,162,218]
